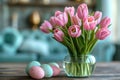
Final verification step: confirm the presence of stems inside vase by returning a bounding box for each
[63,55,96,77]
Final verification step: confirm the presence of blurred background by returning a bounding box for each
[0,0,119,62]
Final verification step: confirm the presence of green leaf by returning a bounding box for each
[66,14,71,27]
[78,36,85,47]
[87,39,98,54]
[108,24,112,28]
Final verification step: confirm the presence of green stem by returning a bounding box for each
[75,38,81,55]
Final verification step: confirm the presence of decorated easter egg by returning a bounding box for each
[49,62,60,68]
[41,64,53,77]
[29,66,45,79]
[51,65,61,76]
[25,61,41,75]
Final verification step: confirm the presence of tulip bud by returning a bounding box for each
[77,3,88,20]
[40,20,53,33]
[83,16,96,30]
[94,11,102,25]
[100,17,111,28]
[96,28,111,40]
[55,11,63,17]
[64,6,75,17]
[71,15,81,26]
[50,16,57,26]
[54,29,64,42]
[54,12,68,27]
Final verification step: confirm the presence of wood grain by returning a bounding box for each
[0,62,120,80]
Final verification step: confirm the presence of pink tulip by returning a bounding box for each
[71,15,81,26]
[68,25,81,37]
[77,3,88,20]
[64,6,75,17]
[100,17,111,28]
[83,16,96,30]
[50,16,57,26]
[54,12,68,26]
[54,29,64,42]
[40,20,53,33]
[96,28,111,40]
[94,11,102,25]
[55,11,63,17]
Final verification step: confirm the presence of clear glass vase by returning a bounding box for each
[63,55,96,77]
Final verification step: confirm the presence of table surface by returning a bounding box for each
[0,62,120,80]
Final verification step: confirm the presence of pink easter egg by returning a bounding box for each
[29,66,45,79]
[51,65,61,76]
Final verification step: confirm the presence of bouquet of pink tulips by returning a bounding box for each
[40,3,111,56]
[40,3,111,77]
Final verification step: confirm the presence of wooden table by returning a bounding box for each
[0,62,120,80]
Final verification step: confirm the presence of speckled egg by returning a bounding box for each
[51,65,61,76]
[29,66,45,79]
[41,64,53,77]
[49,62,60,68]
[25,61,41,75]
